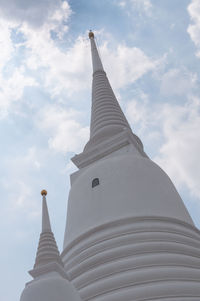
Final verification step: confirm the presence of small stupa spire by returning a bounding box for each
[20,192,82,301]
[41,189,51,232]
[31,190,63,272]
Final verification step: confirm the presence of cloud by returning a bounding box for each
[117,0,152,16]
[126,96,200,199]
[5,2,89,99]
[100,42,158,90]
[131,0,152,14]
[155,97,200,199]
[0,19,15,70]
[36,105,89,154]
[15,1,81,98]
[0,0,71,29]
[22,27,91,97]
[0,0,160,114]
[0,1,74,115]
[125,91,150,132]
[0,67,37,118]
[187,0,200,57]
[0,146,42,215]
[160,68,197,96]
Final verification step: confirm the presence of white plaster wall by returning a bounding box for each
[20,274,81,301]
[62,217,200,301]
[70,143,141,185]
[64,154,193,247]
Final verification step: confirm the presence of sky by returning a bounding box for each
[0,0,200,300]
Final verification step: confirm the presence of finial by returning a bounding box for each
[89,30,94,39]
[41,189,47,196]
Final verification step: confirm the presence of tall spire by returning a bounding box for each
[41,189,51,232]
[89,30,104,72]
[84,31,132,151]
[71,32,146,168]
[31,190,63,272]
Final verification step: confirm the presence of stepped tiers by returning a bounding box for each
[63,154,200,300]
[63,217,200,301]
[20,31,200,301]
[20,191,81,301]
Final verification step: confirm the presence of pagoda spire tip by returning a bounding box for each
[41,189,47,196]
[30,191,63,273]
[41,190,51,232]
[89,30,94,39]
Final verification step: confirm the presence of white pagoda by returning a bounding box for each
[20,31,200,301]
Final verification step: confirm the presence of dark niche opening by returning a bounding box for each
[92,178,99,188]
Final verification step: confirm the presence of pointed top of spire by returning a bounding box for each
[89,30,104,73]
[41,189,51,232]
[30,191,63,275]
[89,30,94,39]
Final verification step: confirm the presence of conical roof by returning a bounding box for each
[33,190,63,269]
[84,31,132,151]
[20,191,82,301]
[72,32,146,168]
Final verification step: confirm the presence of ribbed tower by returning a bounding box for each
[84,31,132,151]
[33,190,63,269]
[62,32,200,300]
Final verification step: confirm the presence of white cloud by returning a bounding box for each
[0,1,72,115]
[118,1,126,8]
[0,0,71,29]
[101,43,158,90]
[126,91,150,131]
[0,146,42,214]
[22,27,91,97]
[0,19,15,71]
[160,68,197,96]
[155,97,200,199]
[126,96,200,199]
[0,67,37,118]
[187,0,200,57]
[0,0,159,113]
[17,2,78,97]
[131,0,152,13]
[10,2,89,98]
[117,0,152,16]
[36,105,89,154]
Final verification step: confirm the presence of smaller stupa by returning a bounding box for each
[20,190,81,301]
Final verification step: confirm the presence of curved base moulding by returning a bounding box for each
[62,217,200,301]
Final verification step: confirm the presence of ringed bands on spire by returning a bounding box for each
[32,191,63,271]
[84,30,132,151]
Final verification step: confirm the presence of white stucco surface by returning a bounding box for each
[64,153,193,247]
[62,215,200,301]
[20,274,81,301]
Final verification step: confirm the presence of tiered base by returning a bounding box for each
[62,217,200,301]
